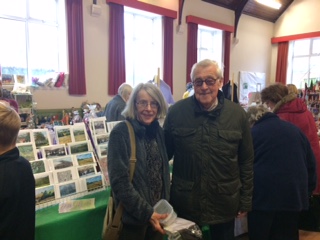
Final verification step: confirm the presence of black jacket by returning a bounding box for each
[0,148,35,240]
[251,112,316,211]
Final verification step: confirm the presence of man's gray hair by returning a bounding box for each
[118,83,133,99]
[190,59,224,81]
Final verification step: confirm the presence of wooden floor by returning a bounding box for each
[236,230,320,240]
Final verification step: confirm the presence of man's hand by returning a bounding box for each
[236,211,247,218]
[149,212,168,234]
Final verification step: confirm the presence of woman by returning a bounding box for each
[246,105,316,240]
[107,83,170,240]
[261,83,320,194]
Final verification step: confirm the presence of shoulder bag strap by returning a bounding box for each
[111,120,137,226]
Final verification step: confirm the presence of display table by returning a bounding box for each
[35,188,110,240]
[35,187,242,240]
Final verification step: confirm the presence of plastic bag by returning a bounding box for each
[164,217,202,240]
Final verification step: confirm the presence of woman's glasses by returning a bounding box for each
[136,100,159,109]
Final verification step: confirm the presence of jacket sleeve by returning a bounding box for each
[238,115,254,212]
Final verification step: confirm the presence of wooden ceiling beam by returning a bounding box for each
[234,0,249,38]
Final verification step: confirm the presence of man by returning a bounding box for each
[246,105,316,240]
[104,83,132,122]
[0,101,35,240]
[163,59,254,240]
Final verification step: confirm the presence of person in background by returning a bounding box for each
[261,83,320,194]
[0,100,35,240]
[246,105,316,240]
[107,83,170,240]
[104,83,132,122]
[163,59,254,240]
[182,82,194,99]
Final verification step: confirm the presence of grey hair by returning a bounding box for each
[122,83,168,119]
[118,83,133,99]
[190,59,224,81]
[246,104,271,126]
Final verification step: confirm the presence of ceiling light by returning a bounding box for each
[256,0,282,9]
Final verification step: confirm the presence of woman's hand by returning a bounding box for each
[149,212,168,234]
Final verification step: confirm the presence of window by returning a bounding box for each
[287,38,320,89]
[124,7,162,87]
[198,25,223,64]
[0,0,67,85]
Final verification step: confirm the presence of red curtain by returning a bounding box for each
[108,3,126,95]
[66,0,86,95]
[275,41,289,84]
[186,22,198,84]
[163,16,174,92]
[223,32,231,85]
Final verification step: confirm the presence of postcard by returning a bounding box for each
[53,168,77,184]
[16,129,33,144]
[68,141,90,155]
[30,159,48,174]
[77,164,97,178]
[89,117,107,135]
[59,198,95,213]
[84,174,104,192]
[16,142,37,161]
[97,143,108,158]
[74,152,95,166]
[35,185,55,204]
[106,121,122,133]
[94,133,109,146]
[32,129,52,148]
[50,155,75,171]
[34,172,53,188]
[56,181,79,198]
[15,74,26,84]
[41,144,67,159]
[72,123,88,142]
[54,126,73,145]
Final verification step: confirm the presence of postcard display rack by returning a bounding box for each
[17,119,112,210]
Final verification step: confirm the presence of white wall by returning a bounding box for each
[33,0,318,109]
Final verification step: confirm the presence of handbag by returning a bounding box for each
[102,120,137,240]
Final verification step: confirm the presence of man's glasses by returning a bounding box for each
[193,77,218,87]
[136,100,159,109]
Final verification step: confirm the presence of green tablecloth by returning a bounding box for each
[35,187,212,240]
[35,188,110,240]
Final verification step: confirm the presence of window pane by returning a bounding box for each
[29,23,58,76]
[198,25,223,64]
[293,39,310,56]
[0,19,27,74]
[291,57,309,88]
[313,38,320,54]
[0,0,26,17]
[0,0,67,84]
[310,56,320,81]
[124,8,162,87]
[29,0,57,22]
